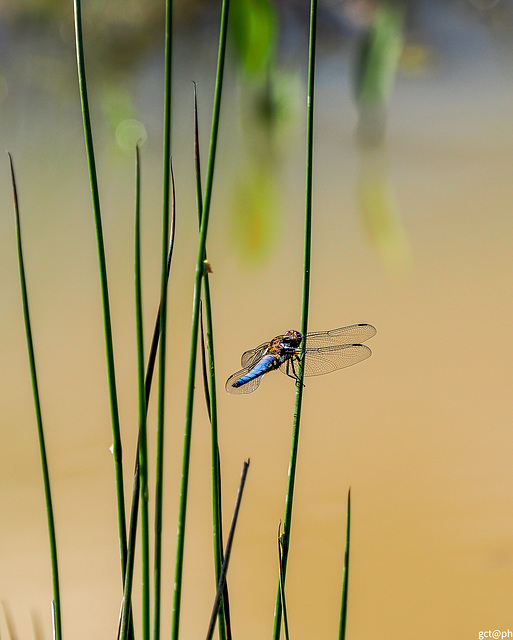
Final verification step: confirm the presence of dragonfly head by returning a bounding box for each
[282,330,302,349]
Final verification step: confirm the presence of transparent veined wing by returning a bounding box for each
[279,343,372,377]
[241,342,269,368]
[304,324,376,349]
[225,367,265,394]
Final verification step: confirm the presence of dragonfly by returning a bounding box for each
[225,323,376,394]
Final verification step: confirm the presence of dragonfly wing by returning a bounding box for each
[301,343,372,376]
[225,367,265,394]
[241,342,269,368]
[304,324,376,348]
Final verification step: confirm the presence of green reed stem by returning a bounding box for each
[118,144,148,640]
[121,139,176,640]
[272,0,317,637]
[118,474,136,640]
[338,488,351,640]
[277,526,290,640]
[120,161,176,640]
[193,84,229,640]
[170,3,230,638]
[205,460,250,640]
[73,0,128,579]
[8,154,62,640]
[152,0,173,636]
[135,144,150,640]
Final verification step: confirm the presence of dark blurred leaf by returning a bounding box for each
[353,2,404,147]
[230,0,278,76]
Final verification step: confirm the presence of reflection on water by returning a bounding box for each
[1,5,513,640]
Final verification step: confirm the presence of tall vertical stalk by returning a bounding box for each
[338,488,351,640]
[205,460,250,640]
[135,144,150,640]
[170,2,230,638]
[193,84,228,640]
[8,154,62,640]
[272,0,318,637]
[120,160,176,640]
[277,525,290,640]
[118,144,148,640]
[73,0,128,577]
[152,0,173,636]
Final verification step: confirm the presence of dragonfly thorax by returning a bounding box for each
[265,331,302,365]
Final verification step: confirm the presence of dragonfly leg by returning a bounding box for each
[284,358,297,381]
[290,356,305,388]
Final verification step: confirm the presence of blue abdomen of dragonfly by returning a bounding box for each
[232,353,280,388]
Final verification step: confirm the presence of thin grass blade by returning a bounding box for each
[121,151,176,640]
[73,0,128,581]
[170,2,231,638]
[338,488,351,640]
[205,460,250,640]
[199,302,211,420]
[135,143,150,640]
[194,81,230,640]
[117,465,137,640]
[277,524,290,640]
[8,154,62,640]
[118,143,149,640]
[152,0,174,633]
[272,0,318,636]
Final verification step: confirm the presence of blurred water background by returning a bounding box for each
[1,1,513,638]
